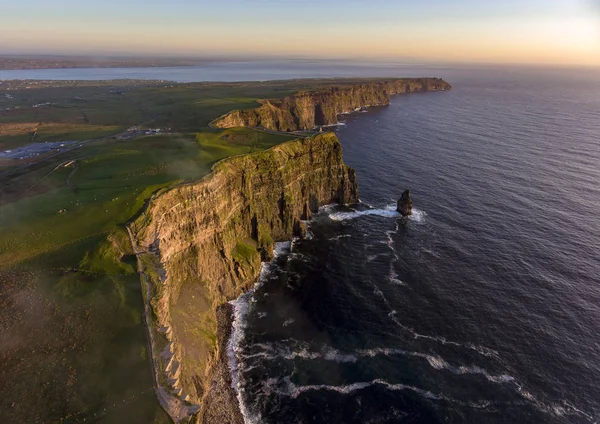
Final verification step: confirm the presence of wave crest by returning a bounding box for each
[327,203,427,223]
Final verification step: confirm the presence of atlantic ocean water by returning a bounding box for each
[227,67,600,424]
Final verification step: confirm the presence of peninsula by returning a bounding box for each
[213,78,450,131]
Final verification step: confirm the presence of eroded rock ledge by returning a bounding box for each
[129,133,358,422]
[212,78,451,131]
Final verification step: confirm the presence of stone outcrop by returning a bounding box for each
[397,189,413,216]
[212,78,451,132]
[128,133,358,422]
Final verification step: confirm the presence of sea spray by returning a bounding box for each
[327,203,427,223]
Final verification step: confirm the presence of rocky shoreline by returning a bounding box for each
[198,303,243,424]
[213,78,451,131]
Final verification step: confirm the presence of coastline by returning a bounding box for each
[199,303,244,424]
[127,82,448,422]
[128,133,358,423]
[212,78,451,132]
[221,242,293,423]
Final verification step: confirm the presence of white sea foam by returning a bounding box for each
[318,203,337,214]
[228,289,261,424]
[275,376,442,401]
[409,208,427,223]
[329,234,352,241]
[361,244,500,360]
[356,347,512,382]
[329,208,399,221]
[423,248,440,258]
[388,264,405,285]
[377,308,500,359]
[247,342,591,419]
[228,241,294,424]
[287,252,309,263]
[273,241,291,258]
[266,375,569,414]
[244,342,357,363]
[327,203,427,223]
[513,384,597,421]
[317,122,347,129]
[373,287,386,300]
[246,341,511,384]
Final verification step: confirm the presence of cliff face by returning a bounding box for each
[213,78,451,131]
[129,133,358,421]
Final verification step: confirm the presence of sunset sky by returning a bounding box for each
[1,0,599,66]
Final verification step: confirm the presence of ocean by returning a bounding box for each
[226,66,600,423]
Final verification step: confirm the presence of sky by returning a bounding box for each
[1,0,599,66]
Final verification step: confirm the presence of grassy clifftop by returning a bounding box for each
[213,78,451,131]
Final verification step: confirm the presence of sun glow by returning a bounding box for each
[0,0,599,67]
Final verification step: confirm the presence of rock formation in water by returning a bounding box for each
[212,78,451,132]
[128,133,358,422]
[397,189,413,216]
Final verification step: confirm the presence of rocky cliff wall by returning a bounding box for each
[212,78,451,131]
[129,133,358,421]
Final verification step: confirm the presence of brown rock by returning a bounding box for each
[213,78,452,132]
[397,189,413,216]
[129,133,358,421]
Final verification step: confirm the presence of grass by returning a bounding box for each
[0,132,202,422]
[232,239,260,269]
[196,127,295,163]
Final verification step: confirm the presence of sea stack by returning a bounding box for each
[397,189,413,216]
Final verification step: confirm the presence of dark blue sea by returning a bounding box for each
[227,67,600,423]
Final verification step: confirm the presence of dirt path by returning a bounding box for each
[66,160,78,192]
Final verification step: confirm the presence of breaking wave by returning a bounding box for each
[277,376,442,401]
[327,203,427,223]
[228,242,292,424]
[244,341,512,383]
[263,374,590,420]
[268,376,591,419]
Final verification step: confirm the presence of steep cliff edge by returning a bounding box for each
[212,78,451,131]
[128,133,358,422]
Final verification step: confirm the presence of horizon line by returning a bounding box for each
[1,52,599,71]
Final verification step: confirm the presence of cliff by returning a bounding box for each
[128,133,358,422]
[212,78,451,131]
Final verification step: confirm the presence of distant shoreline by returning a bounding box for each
[0,56,214,71]
[0,64,198,71]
